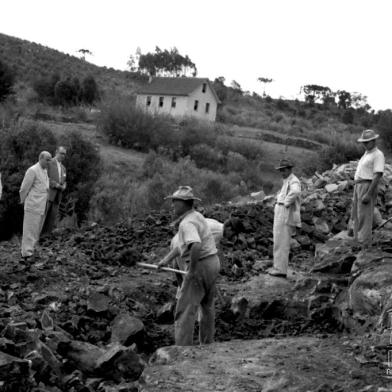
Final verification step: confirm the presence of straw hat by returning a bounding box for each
[165,186,201,201]
[275,159,294,170]
[357,129,379,143]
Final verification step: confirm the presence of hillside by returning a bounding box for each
[0,32,144,97]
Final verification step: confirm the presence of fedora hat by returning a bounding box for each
[357,129,379,143]
[275,159,294,170]
[165,186,201,201]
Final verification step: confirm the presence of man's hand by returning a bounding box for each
[362,193,371,204]
[157,259,168,270]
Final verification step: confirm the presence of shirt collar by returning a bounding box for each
[170,208,194,228]
[365,146,377,154]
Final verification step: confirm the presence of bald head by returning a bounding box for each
[39,151,52,169]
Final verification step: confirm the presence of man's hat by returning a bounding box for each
[275,159,294,170]
[165,186,201,201]
[357,129,379,143]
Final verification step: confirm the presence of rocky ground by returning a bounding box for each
[1,161,392,391]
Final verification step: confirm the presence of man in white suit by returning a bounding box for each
[20,151,51,259]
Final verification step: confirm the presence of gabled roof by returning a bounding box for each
[137,77,221,103]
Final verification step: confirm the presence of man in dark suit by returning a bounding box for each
[42,146,67,234]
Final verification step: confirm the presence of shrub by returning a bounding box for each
[0,60,15,102]
[216,136,263,160]
[179,119,217,156]
[377,110,392,151]
[98,99,174,151]
[189,143,224,171]
[226,151,247,172]
[0,123,101,239]
[57,131,102,223]
[81,75,100,104]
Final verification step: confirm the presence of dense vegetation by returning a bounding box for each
[0,118,101,240]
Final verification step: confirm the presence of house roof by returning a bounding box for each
[137,77,221,103]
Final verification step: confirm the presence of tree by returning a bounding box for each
[132,47,197,77]
[78,49,92,61]
[351,92,371,111]
[257,77,273,96]
[337,90,351,110]
[231,80,242,93]
[81,75,99,104]
[213,77,227,102]
[0,60,15,102]
[302,84,333,106]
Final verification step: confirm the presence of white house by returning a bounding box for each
[136,77,220,122]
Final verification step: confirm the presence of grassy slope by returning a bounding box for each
[0,32,143,97]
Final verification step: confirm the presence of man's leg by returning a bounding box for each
[21,211,42,257]
[272,205,290,275]
[42,201,58,234]
[357,183,375,245]
[351,185,359,240]
[199,254,220,344]
[174,270,205,346]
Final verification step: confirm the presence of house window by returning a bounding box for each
[159,97,164,107]
[171,97,176,108]
[194,100,199,111]
[202,83,207,93]
[146,96,151,106]
[205,103,210,113]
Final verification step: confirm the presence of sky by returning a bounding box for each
[2,0,392,110]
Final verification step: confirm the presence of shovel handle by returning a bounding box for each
[136,262,187,275]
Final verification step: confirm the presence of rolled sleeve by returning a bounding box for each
[180,222,201,247]
[373,152,385,174]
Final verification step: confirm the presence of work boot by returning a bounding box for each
[268,268,287,278]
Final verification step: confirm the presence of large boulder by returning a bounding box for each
[110,313,144,346]
[139,337,383,391]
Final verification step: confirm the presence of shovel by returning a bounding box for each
[136,262,187,275]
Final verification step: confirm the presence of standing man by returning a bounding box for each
[42,146,67,234]
[20,151,51,259]
[161,186,220,346]
[268,159,301,278]
[351,129,384,245]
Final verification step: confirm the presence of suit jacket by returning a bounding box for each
[280,173,301,228]
[47,158,67,203]
[19,162,49,215]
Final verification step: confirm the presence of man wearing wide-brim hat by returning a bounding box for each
[350,129,385,245]
[268,159,301,278]
[160,186,220,346]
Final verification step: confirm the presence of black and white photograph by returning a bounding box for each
[1,0,392,390]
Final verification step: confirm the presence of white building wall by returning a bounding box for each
[136,84,218,121]
[187,84,218,122]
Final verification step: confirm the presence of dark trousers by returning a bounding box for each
[42,201,59,234]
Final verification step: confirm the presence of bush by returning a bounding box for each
[189,143,224,171]
[81,75,100,104]
[0,60,15,102]
[216,136,263,160]
[98,99,174,151]
[377,110,392,151]
[0,123,101,239]
[57,131,102,223]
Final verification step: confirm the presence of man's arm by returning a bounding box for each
[158,246,180,267]
[188,242,202,276]
[362,173,383,204]
[19,168,35,203]
[284,180,301,207]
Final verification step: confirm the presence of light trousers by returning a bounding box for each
[174,254,220,346]
[351,182,375,245]
[21,211,45,257]
[273,204,294,275]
